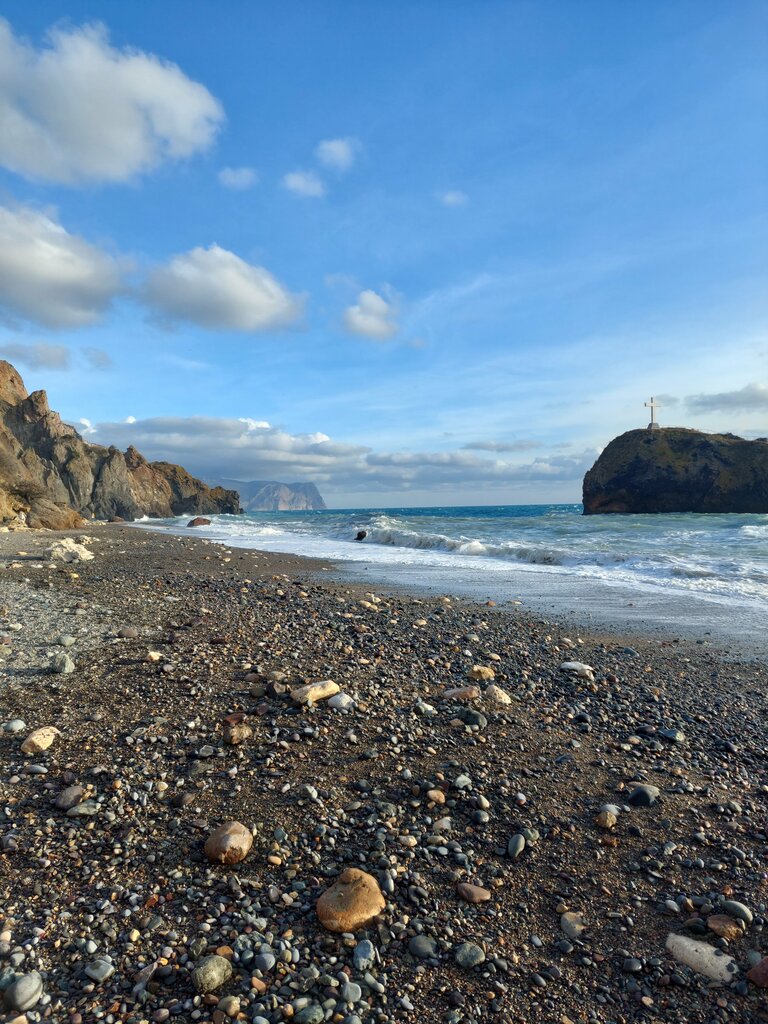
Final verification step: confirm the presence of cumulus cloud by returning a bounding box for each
[315,137,359,172]
[0,341,71,370]
[343,289,398,340]
[686,382,768,414]
[78,417,96,435]
[282,170,325,198]
[218,166,258,190]
[463,439,543,452]
[0,204,122,328]
[0,19,223,184]
[437,190,468,207]
[82,412,596,495]
[143,244,303,332]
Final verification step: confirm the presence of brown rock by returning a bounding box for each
[316,868,385,932]
[444,685,481,700]
[707,914,743,941]
[222,715,253,745]
[747,956,768,987]
[21,726,60,755]
[203,821,253,865]
[291,679,340,705]
[457,882,491,903]
[426,788,446,804]
[187,517,212,527]
[468,665,495,682]
[596,810,618,830]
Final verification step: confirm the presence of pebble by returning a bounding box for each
[454,942,486,968]
[3,971,43,1011]
[192,954,233,993]
[316,868,385,932]
[203,820,253,864]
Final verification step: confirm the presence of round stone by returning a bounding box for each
[4,971,44,1011]
[454,942,486,968]
[203,821,253,865]
[316,868,385,933]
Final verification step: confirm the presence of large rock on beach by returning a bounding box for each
[291,679,340,704]
[203,821,253,864]
[21,726,60,754]
[192,954,232,993]
[583,427,768,514]
[665,933,739,983]
[316,868,386,932]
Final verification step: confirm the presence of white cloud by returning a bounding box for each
[343,289,398,340]
[0,203,122,328]
[218,166,258,190]
[83,413,596,495]
[315,137,358,172]
[0,341,71,370]
[437,190,468,207]
[0,19,223,184]
[143,244,303,332]
[78,417,96,435]
[463,439,543,452]
[282,170,325,198]
[686,382,768,414]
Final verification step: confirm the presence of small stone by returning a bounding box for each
[596,810,618,829]
[316,868,385,932]
[218,994,240,1017]
[707,915,743,941]
[560,912,586,940]
[3,720,25,734]
[21,726,60,755]
[721,900,753,925]
[291,679,340,704]
[353,939,376,971]
[409,935,438,959]
[559,661,595,680]
[66,799,100,817]
[85,959,115,983]
[627,784,660,807]
[468,665,494,682]
[454,942,486,968]
[55,785,84,811]
[444,685,481,700]
[426,788,446,804]
[747,956,768,987]
[327,692,356,711]
[204,821,253,864]
[118,627,139,639]
[485,684,512,704]
[50,652,75,674]
[457,882,491,903]
[222,718,253,745]
[665,933,739,983]
[4,971,43,1011]
[507,833,526,859]
[192,954,232,993]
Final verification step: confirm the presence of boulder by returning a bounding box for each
[203,821,253,864]
[583,428,768,514]
[192,954,232,993]
[665,933,739,983]
[316,868,386,932]
[187,517,212,527]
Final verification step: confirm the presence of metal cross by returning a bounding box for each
[644,396,662,427]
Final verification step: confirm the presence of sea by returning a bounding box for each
[135,505,768,656]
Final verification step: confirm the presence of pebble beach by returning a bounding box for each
[1,525,767,1024]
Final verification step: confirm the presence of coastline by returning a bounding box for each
[1,525,766,1022]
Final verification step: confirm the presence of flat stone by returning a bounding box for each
[707,915,743,941]
[204,821,253,865]
[4,971,43,1011]
[316,868,385,933]
[192,954,232,993]
[454,942,486,968]
[409,935,438,959]
[627,784,660,807]
[21,726,60,755]
[352,939,376,971]
[55,785,85,811]
[291,679,340,704]
[66,799,100,817]
[665,933,739,983]
[444,685,481,700]
[85,958,115,983]
[560,912,586,940]
[456,882,491,903]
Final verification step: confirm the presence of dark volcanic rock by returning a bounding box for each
[0,360,241,527]
[583,428,768,514]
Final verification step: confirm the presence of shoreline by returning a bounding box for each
[1,526,766,1022]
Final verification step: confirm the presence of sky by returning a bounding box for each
[0,1,766,507]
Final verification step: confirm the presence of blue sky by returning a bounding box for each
[0,1,765,506]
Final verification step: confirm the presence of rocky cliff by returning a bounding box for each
[583,428,768,514]
[217,479,327,512]
[0,361,240,529]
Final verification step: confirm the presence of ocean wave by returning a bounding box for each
[740,524,768,539]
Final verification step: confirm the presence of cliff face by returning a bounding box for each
[583,428,768,514]
[217,479,327,512]
[0,360,240,529]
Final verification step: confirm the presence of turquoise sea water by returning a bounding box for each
[139,504,768,612]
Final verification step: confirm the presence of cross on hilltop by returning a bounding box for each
[644,396,662,430]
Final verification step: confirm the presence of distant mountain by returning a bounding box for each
[216,479,327,512]
[583,428,768,514]
[0,360,240,529]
